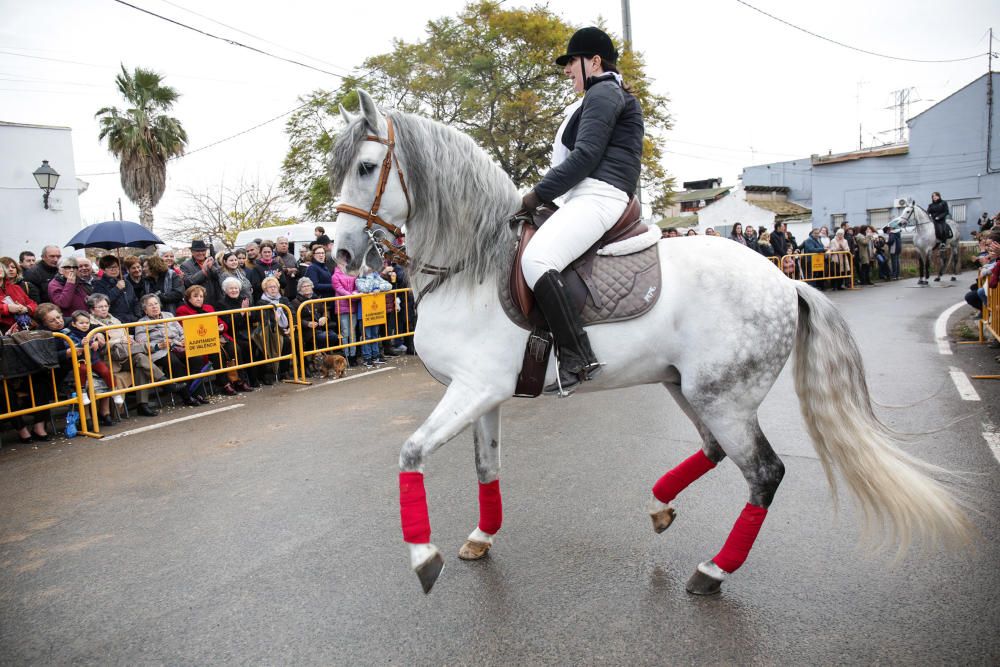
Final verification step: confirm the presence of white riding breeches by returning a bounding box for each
[521,178,630,289]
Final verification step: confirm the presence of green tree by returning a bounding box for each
[281,1,673,219]
[96,64,188,231]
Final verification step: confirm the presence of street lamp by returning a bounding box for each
[32,160,60,209]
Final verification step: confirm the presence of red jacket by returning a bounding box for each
[0,280,37,330]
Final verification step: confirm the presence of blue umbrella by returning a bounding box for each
[66,220,164,250]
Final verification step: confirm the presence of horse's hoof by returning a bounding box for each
[650,506,677,534]
[458,539,491,560]
[686,561,725,596]
[414,548,445,594]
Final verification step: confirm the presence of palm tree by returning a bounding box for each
[96,65,188,231]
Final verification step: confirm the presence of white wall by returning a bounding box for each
[697,185,774,234]
[0,122,85,258]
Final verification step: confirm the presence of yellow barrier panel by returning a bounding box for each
[971,277,1000,379]
[82,304,306,434]
[774,251,855,289]
[295,288,414,379]
[1,331,92,438]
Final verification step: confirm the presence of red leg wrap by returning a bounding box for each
[713,503,768,573]
[652,450,717,504]
[478,480,503,535]
[399,471,431,543]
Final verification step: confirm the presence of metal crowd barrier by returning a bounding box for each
[1,331,91,437]
[294,288,414,379]
[770,250,856,289]
[82,304,305,434]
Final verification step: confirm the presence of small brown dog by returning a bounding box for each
[319,353,348,379]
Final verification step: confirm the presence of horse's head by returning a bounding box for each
[330,90,410,275]
[889,199,916,230]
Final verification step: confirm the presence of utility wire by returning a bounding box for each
[111,0,351,79]
[154,0,353,76]
[78,102,309,176]
[734,0,988,63]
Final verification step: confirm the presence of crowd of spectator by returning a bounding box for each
[0,226,414,444]
[661,219,906,289]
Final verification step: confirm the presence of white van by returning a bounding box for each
[233,222,330,254]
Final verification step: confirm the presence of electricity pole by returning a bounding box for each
[621,0,643,215]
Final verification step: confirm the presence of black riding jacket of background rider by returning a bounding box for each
[533,75,644,203]
[928,199,949,224]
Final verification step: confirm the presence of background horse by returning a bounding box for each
[892,200,960,285]
[331,91,972,595]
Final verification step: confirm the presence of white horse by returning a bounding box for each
[891,200,960,285]
[331,91,972,595]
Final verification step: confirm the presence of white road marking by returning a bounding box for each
[948,366,981,401]
[100,404,245,441]
[982,420,1000,466]
[934,301,966,355]
[296,366,397,391]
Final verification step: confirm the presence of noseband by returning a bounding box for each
[334,116,411,266]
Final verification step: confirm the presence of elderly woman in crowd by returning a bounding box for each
[88,293,161,417]
[257,276,293,381]
[134,294,201,406]
[217,277,263,388]
[0,255,36,334]
[215,251,252,308]
[291,277,332,353]
[48,256,90,317]
[828,228,851,290]
[146,254,184,314]
[176,284,251,395]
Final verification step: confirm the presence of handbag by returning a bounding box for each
[110,341,130,364]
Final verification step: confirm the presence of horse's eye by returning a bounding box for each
[358,161,376,177]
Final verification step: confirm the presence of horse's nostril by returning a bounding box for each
[337,249,352,264]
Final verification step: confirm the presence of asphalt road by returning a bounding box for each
[1,277,998,665]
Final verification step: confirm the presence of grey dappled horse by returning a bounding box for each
[892,200,960,285]
[331,90,971,595]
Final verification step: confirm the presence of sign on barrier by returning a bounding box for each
[362,294,387,327]
[182,316,221,357]
[811,254,825,272]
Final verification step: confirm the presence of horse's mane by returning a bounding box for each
[330,111,522,290]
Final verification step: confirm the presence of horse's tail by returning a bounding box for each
[791,281,974,553]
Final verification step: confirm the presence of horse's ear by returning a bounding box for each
[356,89,386,136]
[339,104,355,125]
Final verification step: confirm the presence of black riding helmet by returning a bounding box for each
[555,26,618,67]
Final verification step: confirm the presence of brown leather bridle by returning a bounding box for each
[334,116,411,266]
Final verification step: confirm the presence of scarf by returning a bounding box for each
[260,293,288,329]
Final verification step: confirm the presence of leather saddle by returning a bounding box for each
[510,196,646,327]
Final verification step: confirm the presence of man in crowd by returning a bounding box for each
[24,244,62,303]
[180,239,221,306]
[274,236,300,299]
[18,251,36,275]
[76,259,96,294]
[771,221,788,258]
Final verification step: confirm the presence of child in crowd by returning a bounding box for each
[65,310,116,426]
[355,266,392,368]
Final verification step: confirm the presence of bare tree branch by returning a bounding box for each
[164,178,293,249]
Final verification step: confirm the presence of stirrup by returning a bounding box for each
[543,359,604,397]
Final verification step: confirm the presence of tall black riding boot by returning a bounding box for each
[533,269,602,395]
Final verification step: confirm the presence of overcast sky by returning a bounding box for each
[1,0,997,235]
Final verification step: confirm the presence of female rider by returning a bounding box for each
[519,26,644,394]
[928,191,950,245]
